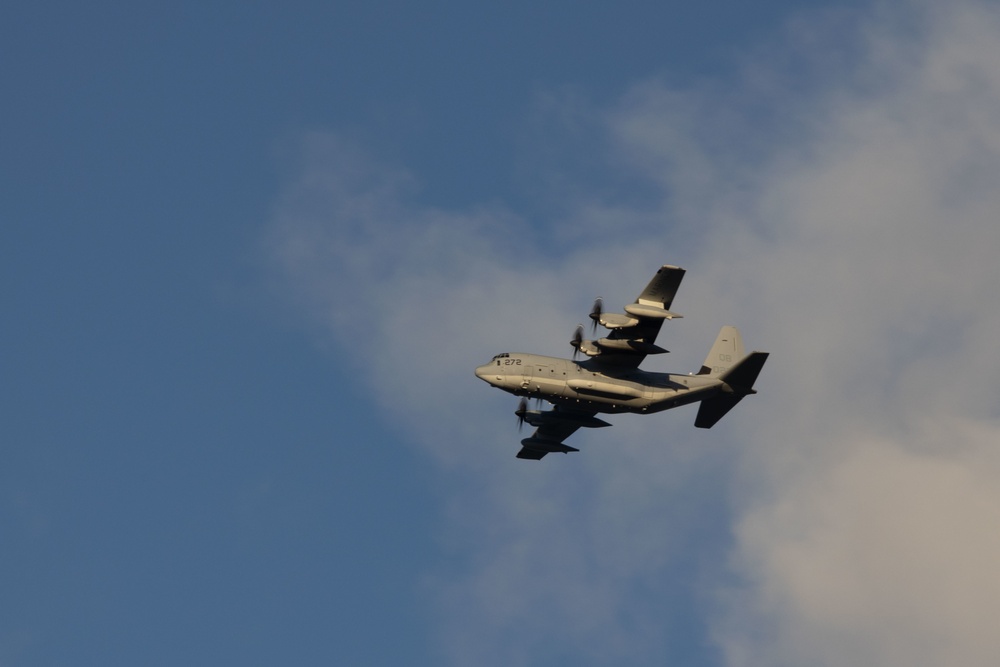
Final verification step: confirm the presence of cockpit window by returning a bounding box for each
[490,353,510,360]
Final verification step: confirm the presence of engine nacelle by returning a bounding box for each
[623,303,683,319]
[596,338,668,355]
[596,312,640,329]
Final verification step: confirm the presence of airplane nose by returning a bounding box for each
[475,363,498,384]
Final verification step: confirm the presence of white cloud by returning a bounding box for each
[725,425,1000,667]
[266,2,1000,665]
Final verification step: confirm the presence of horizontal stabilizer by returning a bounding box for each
[694,395,743,429]
[721,351,769,393]
[695,351,768,429]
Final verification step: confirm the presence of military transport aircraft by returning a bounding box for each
[474,265,768,459]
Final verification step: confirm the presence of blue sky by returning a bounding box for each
[6,2,1000,666]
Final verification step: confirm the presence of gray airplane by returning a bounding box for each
[474,265,768,459]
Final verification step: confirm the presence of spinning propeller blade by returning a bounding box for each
[570,324,585,359]
[589,297,603,333]
[515,397,529,432]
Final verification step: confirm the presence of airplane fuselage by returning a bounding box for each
[475,352,726,415]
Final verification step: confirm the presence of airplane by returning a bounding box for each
[474,264,768,459]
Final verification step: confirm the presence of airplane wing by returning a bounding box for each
[516,407,609,459]
[587,265,686,369]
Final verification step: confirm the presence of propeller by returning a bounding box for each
[515,397,529,432]
[570,324,585,359]
[588,297,603,333]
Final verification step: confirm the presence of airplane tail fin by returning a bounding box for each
[694,350,769,429]
[697,325,745,377]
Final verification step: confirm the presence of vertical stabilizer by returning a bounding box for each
[697,325,744,376]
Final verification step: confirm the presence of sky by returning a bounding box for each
[4,1,1000,665]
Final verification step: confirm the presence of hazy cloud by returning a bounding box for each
[267,1,1000,665]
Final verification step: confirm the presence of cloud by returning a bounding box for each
[724,424,1000,667]
[266,1,1000,665]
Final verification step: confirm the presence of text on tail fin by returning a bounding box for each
[698,325,745,376]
